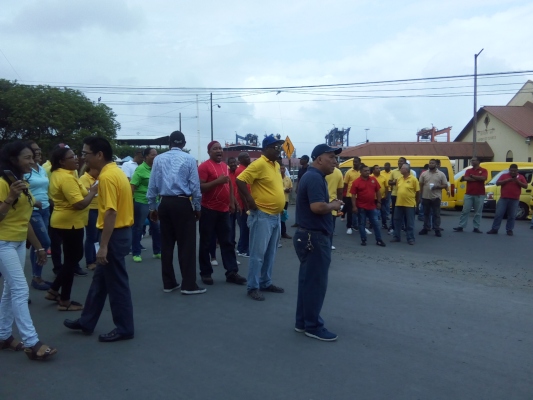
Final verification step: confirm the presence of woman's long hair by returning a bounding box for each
[50,147,71,172]
[0,141,35,207]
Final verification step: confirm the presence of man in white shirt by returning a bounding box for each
[121,150,143,180]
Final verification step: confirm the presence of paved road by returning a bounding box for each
[1,208,532,400]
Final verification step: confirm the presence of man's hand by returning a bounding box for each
[248,199,258,211]
[331,199,343,211]
[215,175,230,185]
[229,203,235,214]
[194,211,201,221]
[96,245,109,265]
[34,200,43,209]
[150,210,159,222]
[376,203,381,210]
[36,249,47,266]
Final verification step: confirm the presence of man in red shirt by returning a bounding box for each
[487,164,528,236]
[350,165,386,247]
[454,157,488,233]
[235,152,251,257]
[198,141,246,285]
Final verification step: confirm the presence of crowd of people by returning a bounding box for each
[1,130,529,358]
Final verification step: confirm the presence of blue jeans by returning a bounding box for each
[29,208,51,278]
[132,201,161,256]
[0,240,39,347]
[358,208,382,242]
[393,206,415,242]
[293,229,331,331]
[246,209,280,291]
[459,194,485,229]
[237,212,249,254]
[491,198,519,231]
[84,209,99,266]
[380,193,391,226]
[79,228,134,335]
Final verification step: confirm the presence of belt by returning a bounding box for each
[296,227,328,235]
[161,195,191,199]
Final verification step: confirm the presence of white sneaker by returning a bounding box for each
[388,229,394,235]
[331,245,336,250]
[278,243,283,248]
[365,228,372,235]
[210,260,218,266]
[346,228,353,235]
[237,260,241,265]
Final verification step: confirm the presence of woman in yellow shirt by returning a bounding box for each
[79,167,100,271]
[0,141,57,360]
[46,148,98,311]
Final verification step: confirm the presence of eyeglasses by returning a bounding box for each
[81,151,93,156]
[268,145,282,151]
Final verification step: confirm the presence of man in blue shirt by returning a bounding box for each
[147,131,206,295]
[293,144,343,342]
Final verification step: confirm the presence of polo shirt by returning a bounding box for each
[395,175,420,207]
[97,162,134,229]
[465,167,488,195]
[350,176,381,210]
[390,168,415,196]
[25,165,50,210]
[374,173,388,198]
[295,166,333,235]
[121,160,139,179]
[42,160,52,179]
[343,168,360,198]
[499,173,527,200]
[325,167,344,216]
[49,168,89,229]
[79,172,99,210]
[0,179,34,241]
[419,169,447,200]
[380,170,392,192]
[130,162,152,205]
[237,155,285,215]
[282,176,292,202]
[198,159,230,213]
[297,165,308,181]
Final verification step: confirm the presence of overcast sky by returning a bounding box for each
[1,0,533,160]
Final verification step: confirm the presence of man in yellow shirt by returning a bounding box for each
[236,135,286,301]
[280,165,293,239]
[325,163,344,249]
[388,157,415,234]
[64,137,135,343]
[342,156,361,234]
[379,162,392,229]
[391,164,420,245]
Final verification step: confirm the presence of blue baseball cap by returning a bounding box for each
[311,144,342,161]
[262,135,285,149]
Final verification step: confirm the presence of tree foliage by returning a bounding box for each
[0,79,120,156]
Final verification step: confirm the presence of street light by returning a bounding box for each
[210,92,221,142]
[473,48,484,158]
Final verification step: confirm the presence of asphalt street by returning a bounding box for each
[1,207,532,400]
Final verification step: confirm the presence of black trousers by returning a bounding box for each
[50,227,84,301]
[79,227,134,335]
[281,201,289,236]
[158,197,198,291]
[199,206,238,277]
[422,198,441,230]
[342,196,358,229]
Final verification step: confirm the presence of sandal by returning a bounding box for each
[57,301,83,311]
[0,335,24,351]
[24,341,57,361]
[44,289,60,302]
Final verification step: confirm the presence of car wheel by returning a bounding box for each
[516,202,529,220]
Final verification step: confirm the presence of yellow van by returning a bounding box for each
[483,167,533,220]
[339,156,456,209]
[454,162,533,208]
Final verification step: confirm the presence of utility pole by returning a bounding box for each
[210,92,213,142]
[473,48,484,158]
[179,112,181,131]
[365,128,369,143]
[197,95,200,163]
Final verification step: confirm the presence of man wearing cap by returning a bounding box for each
[197,141,246,286]
[236,135,286,301]
[294,144,343,341]
[121,149,143,181]
[146,131,206,295]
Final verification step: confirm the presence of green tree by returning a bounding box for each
[0,79,120,155]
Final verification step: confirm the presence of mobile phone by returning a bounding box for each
[3,170,19,183]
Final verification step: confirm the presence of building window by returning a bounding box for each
[506,150,513,162]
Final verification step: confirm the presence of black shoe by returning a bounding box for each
[473,228,482,233]
[376,240,386,247]
[63,319,93,334]
[226,272,247,285]
[486,229,498,234]
[74,267,88,277]
[201,275,214,285]
[453,227,463,232]
[260,284,284,293]
[361,240,366,246]
[419,229,428,235]
[248,289,265,301]
[382,224,388,230]
[98,328,133,343]
[507,230,513,236]
[435,230,442,237]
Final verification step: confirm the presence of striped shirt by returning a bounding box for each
[147,148,202,211]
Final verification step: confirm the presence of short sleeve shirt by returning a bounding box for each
[465,167,488,195]
[391,168,415,196]
[374,174,388,198]
[97,163,134,229]
[296,166,333,235]
[396,175,420,207]
[343,169,360,198]
[499,173,527,200]
[25,165,50,210]
[419,169,447,200]
[79,172,99,210]
[0,178,34,241]
[325,168,344,215]
[49,168,88,229]
[350,176,381,210]
[121,161,138,179]
[130,162,152,205]
[198,160,230,212]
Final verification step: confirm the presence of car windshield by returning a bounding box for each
[454,168,469,181]
[487,170,509,185]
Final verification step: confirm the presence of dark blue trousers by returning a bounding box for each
[293,229,331,332]
[80,227,134,336]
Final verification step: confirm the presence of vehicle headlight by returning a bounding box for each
[486,192,494,200]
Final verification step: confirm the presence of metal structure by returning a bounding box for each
[416,126,452,142]
[234,133,259,146]
[325,127,351,147]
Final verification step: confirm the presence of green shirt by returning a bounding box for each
[130,162,152,204]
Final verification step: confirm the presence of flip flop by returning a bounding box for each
[57,301,83,311]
